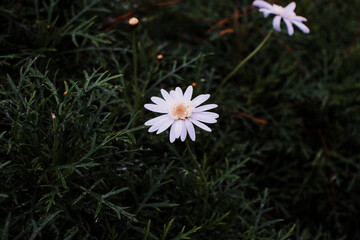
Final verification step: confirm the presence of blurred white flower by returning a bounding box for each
[253,1,309,36]
[144,86,218,143]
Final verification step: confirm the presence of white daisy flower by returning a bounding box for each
[253,0,310,36]
[144,86,219,143]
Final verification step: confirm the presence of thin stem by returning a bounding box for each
[131,29,142,114]
[218,29,273,90]
[141,62,160,94]
[185,140,209,219]
[185,140,208,193]
[132,29,138,94]
[51,113,58,165]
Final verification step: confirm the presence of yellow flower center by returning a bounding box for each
[170,103,192,120]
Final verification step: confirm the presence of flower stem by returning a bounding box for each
[132,29,138,93]
[185,139,208,195]
[218,29,273,90]
[51,114,58,165]
[132,29,141,113]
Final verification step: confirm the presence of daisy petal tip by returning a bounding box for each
[287,27,294,36]
[272,16,281,32]
[184,85,194,101]
[253,0,273,10]
[169,134,175,143]
[144,104,151,110]
[252,0,265,7]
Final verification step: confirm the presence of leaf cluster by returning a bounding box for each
[1,0,360,239]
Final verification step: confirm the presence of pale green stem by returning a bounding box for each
[52,113,58,165]
[142,62,160,94]
[185,139,209,217]
[132,29,141,113]
[132,29,138,92]
[218,29,273,90]
[185,140,208,195]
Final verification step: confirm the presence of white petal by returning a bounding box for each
[175,87,183,99]
[144,114,169,126]
[292,20,310,34]
[161,89,173,103]
[196,111,219,119]
[190,118,212,132]
[185,119,196,141]
[191,113,217,124]
[284,2,296,12]
[284,19,294,36]
[169,90,176,99]
[169,122,176,143]
[184,85,193,101]
[253,0,273,10]
[173,120,182,139]
[144,104,168,113]
[191,94,210,107]
[194,104,218,112]
[272,15,282,32]
[148,116,172,132]
[180,121,187,142]
[293,16,307,22]
[156,118,174,134]
[259,9,274,18]
[148,122,163,132]
[148,126,159,133]
[151,96,167,106]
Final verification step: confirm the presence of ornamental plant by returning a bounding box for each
[144,86,218,142]
[1,1,359,240]
[253,1,310,35]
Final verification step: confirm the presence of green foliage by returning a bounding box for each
[1,0,360,239]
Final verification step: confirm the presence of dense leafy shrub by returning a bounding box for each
[1,0,359,239]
